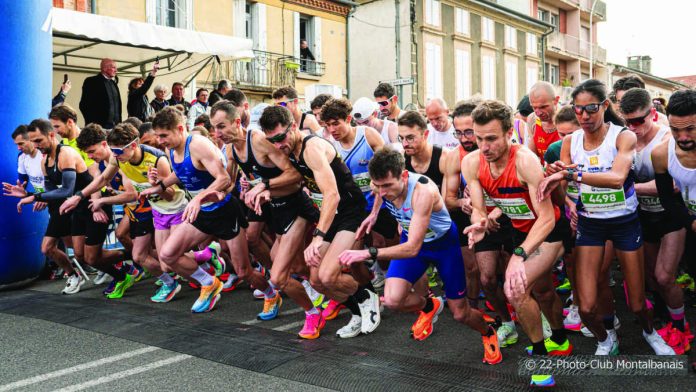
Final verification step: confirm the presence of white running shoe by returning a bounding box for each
[358,290,381,334]
[62,274,84,295]
[541,312,552,339]
[94,271,111,285]
[370,264,385,289]
[563,305,582,332]
[581,316,621,337]
[644,329,676,355]
[594,336,619,355]
[337,315,362,338]
[253,289,264,299]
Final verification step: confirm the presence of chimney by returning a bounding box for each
[627,55,652,74]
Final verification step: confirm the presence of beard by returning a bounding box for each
[461,142,478,152]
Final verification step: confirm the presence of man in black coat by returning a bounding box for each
[79,58,122,129]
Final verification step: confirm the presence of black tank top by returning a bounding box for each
[289,135,366,213]
[44,144,93,210]
[405,145,444,187]
[231,129,282,181]
[299,112,307,130]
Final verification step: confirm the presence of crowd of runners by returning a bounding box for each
[4,74,696,387]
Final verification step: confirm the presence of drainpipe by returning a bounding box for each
[91,0,96,13]
[335,0,358,97]
[540,25,555,81]
[395,0,402,106]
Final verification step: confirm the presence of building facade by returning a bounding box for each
[609,64,687,102]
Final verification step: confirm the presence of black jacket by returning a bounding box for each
[127,75,155,122]
[79,73,122,128]
[208,90,224,106]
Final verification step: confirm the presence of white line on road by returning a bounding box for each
[0,347,159,392]
[240,307,304,325]
[53,354,191,392]
[272,320,306,331]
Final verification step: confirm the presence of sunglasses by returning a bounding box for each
[377,95,395,107]
[572,102,603,115]
[265,123,292,143]
[624,109,652,127]
[453,129,474,138]
[276,99,294,107]
[109,138,138,156]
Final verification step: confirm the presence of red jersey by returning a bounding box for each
[532,118,560,164]
[478,145,559,233]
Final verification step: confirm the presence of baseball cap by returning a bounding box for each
[351,97,378,122]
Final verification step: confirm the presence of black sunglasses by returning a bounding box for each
[572,103,603,115]
[624,109,652,127]
[265,123,292,143]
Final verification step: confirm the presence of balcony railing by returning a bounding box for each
[215,50,298,91]
[571,0,606,19]
[547,32,606,64]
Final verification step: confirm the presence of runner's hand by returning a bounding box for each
[253,190,271,215]
[504,256,528,298]
[304,237,323,267]
[239,176,249,200]
[545,161,576,176]
[17,195,34,213]
[139,185,161,198]
[92,209,109,223]
[459,196,473,215]
[463,218,487,249]
[33,201,47,212]
[244,183,265,209]
[59,195,81,215]
[338,249,370,266]
[88,198,104,212]
[182,197,202,223]
[3,180,27,198]
[537,172,564,201]
[355,213,378,240]
[147,167,159,185]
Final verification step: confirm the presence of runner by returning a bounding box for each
[338,147,502,365]
[463,100,571,388]
[259,105,381,338]
[425,98,459,150]
[351,97,402,151]
[272,86,321,134]
[373,83,402,122]
[538,79,674,356]
[211,100,325,336]
[527,82,561,164]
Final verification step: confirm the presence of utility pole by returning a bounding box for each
[395,0,403,106]
[589,0,599,78]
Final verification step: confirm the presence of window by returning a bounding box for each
[537,9,549,22]
[505,60,518,106]
[297,14,322,74]
[505,26,517,50]
[425,42,443,100]
[527,65,538,92]
[455,8,469,35]
[526,33,538,55]
[481,17,495,42]
[155,0,189,29]
[546,63,560,85]
[425,0,441,27]
[481,53,496,99]
[550,13,560,29]
[455,49,471,101]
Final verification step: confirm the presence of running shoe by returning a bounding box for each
[426,266,439,288]
[94,271,110,285]
[677,273,694,289]
[563,305,582,332]
[496,323,518,348]
[107,273,135,299]
[665,328,691,355]
[526,338,573,356]
[507,303,518,322]
[155,272,179,286]
[191,277,223,313]
[253,289,265,299]
[358,290,381,334]
[132,264,145,282]
[50,267,65,280]
[482,328,502,365]
[62,274,84,295]
[411,296,444,341]
[658,322,694,342]
[102,279,117,296]
[477,309,496,324]
[257,293,283,320]
[555,278,571,294]
[530,375,555,388]
[322,299,344,321]
[298,312,326,340]
[222,274,241,292]
[581,316,621,337]
[150,281,181,303]
[644,329,676,355]
[208,243,225,277]
[370,264,385,289]
[336,315,362,338]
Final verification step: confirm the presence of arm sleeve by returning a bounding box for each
[34,170,77,201]
[52,90,66,107]
[655,171,696,229]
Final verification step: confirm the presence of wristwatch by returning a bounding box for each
[312,228,326,239]
[157,180,166,191]
[564,168,575,182]
[368,246,378,261]
[75,190,85,200]
[513,246,528,261]
[262,178,271,190]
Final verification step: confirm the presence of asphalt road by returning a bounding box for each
[0,273,693,392]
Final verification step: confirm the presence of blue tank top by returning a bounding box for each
[170,135,230,211]
[383,173,451,242]
[332,126,374,210]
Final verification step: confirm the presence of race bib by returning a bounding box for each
[353,172,371,193]
[248,177,262,187]
[483,193,497,208]
[579,184,626,213]
[492,197,535,220]
[637,196,664,213]
[566,181,579,202]
[398,221,437,239]
[310,192,323,210]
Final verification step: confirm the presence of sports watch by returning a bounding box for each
[513,246,528,261]
[312,228,326,239]
[368,247,378,261]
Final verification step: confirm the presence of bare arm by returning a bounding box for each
[190,136,232,196]
[516,149,557,254]
[254,132,302,191]
[443,149,462,210]
[304,140,340,233]
[155,156,176,201]
[461,151,486,224]
[567,130,637,189]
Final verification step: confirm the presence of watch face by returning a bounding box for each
[514,247,524,256]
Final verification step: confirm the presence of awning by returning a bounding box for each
[50,7,254,85]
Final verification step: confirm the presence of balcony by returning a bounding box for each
[547,32,606,64]
[575,0,606,21]
[214,50,298,92]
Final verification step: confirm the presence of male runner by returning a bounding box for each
[425,98,459,150]
[351,97,402,151]
[527,82,561,163]
[272,86,321,134]
[373,83,402,122]
[260,105,381,338]
[338,148,502,364]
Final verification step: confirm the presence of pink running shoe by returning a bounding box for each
[298,312,326,339]
[321,300,344,321]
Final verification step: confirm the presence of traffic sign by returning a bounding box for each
[380,78,414,86]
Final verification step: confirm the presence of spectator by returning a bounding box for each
[208,79,230,106]
[52,78,71,107]
[123,117,143,129]
[79,58,122,129]
[187,89,209,130]
[126,62,159,122]
[167,82,191,115]
[300,39,315,72]
[194,113,213,133]
[150,84,169,113]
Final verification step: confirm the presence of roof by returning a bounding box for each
[609,63,689,91]
[667,75,696,88]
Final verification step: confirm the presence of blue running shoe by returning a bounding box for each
[257,293,282,320]
[151,281,182,303]
[191,278,223,313]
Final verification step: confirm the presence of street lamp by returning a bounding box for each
[589,0,599,79]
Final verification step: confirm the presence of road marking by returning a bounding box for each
[53,354,191,392]
[0,347,159,392]
[272,320,306,331]
[240,307,304,325]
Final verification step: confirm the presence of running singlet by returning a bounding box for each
[18,152,45,192]
[532,117,560,164]
[383,173,451,242]
[634,126,669,213]
[119,145,188,215]
[510,119,525,145]
[426,123,459,150]
[101,159,151,222]
[332,126,374,210]
[478,145,560,233]
[570,123,639,219]
[170,135,230,212]
[232,129,283,187]
[405,145,444,186]
[288,135,365,212]
[61,137,95,167]
[667,137,696,216]
[380,119,403,151]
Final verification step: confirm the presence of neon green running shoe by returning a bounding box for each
[555,278,571,294]
[526,338,573,356]
[208,242,225,277]
[530,375,555,388]
[426,266,439,288]
[107,273,134,299]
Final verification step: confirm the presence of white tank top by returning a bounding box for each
[570,122,638,219]
[381,119,403,152]
[634,126,669,213]
[426,123,459,151]
[667,137,696,216]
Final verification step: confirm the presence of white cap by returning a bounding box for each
[351,97,378,122]
[248,102,270,130]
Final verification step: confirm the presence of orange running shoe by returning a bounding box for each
[411,296,444,341]
[321,299,344,321]
[482,328,503,365]
[477,308,496,324]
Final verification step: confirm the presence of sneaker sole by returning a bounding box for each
[500,337,518,348]
[337,329,361,338]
